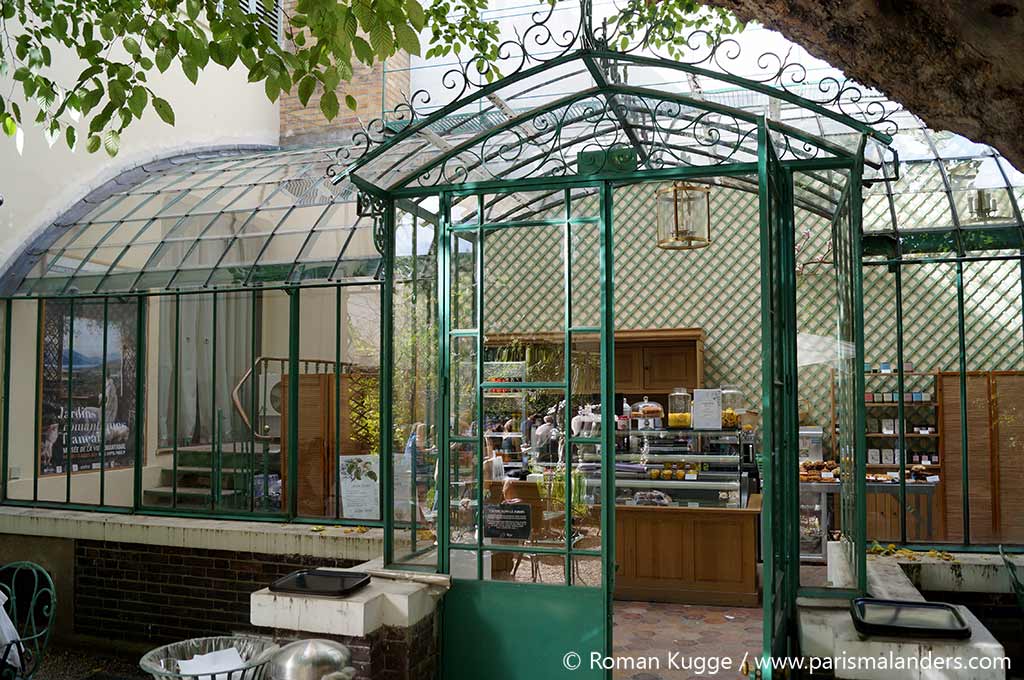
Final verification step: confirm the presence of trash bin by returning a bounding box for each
[140,636,279,680]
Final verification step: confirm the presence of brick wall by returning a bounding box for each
[74,540,359,643]
[279,0,411,146]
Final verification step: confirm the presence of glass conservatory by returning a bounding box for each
[2,2,1023,677]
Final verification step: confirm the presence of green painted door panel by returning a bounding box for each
[442,579,605,680]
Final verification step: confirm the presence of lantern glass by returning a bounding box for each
[656,182,711,250]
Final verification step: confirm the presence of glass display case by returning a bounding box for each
[582,428,755,509]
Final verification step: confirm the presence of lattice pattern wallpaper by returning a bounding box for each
[483,182,1024,441]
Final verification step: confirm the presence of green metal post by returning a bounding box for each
[33,303,41,503]
[211,292,219,511]
[99,298,108,507]
[475,193,485,581]
[250,289,258,513]
[436,194,451,574]
[287,287,300,519]
[1,301,10,503]
[381,199,395,566]
[563,186,573,584]
[171,294,181,510]
[851,138,868,591]
[599,180,616,666]
[66,299,74,503]
[894,266,907,544]
[956,260,970,543]
[133,297,146,510]
[335,285,342,520]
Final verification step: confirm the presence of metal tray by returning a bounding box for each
[269,569,370,597]
[850,598,971,639]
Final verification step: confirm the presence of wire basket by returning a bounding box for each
[140,636,279,680]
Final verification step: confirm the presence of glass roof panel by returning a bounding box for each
[6,147,381,297]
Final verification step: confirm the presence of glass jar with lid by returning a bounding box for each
[631,396,664,430]
[721,384,748,429]
[667,387,692,429]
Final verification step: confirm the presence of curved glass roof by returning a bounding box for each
[862,123,1024,258]
[4,146,381,297]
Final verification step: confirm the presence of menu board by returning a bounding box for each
[483,503,532,539]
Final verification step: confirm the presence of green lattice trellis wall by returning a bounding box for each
[483,182,1024,441]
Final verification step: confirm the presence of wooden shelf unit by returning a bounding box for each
[829,369,946,542]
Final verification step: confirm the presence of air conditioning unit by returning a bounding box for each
[261,372,284,418]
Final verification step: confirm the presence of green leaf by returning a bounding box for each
[186,0,201,20]
[86,134,101,153]
[182,57,199,84]
[155,47,173,73]
[1,115,15,137]
[297,75,316,106]
[65,125,76,150]
[368,23,394,56]
[123,37,141,55]
[152,97,175,125]
[393,23,420,55]
[319,90,338,121]
[345,94,357,111]
[405,0,425,30]
[102,130,120,156]
[264,77,280,102]
[128,86,147,118]
[352,36,373,64]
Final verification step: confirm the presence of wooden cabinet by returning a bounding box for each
[615,328,704,395]
[615,496,761,606]
[614,347,644,391]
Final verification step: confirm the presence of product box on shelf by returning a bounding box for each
[868,449,881,465]
[882,449,895,465]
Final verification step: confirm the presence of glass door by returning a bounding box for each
[438,184,614,680]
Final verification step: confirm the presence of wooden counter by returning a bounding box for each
[614,494,761,607]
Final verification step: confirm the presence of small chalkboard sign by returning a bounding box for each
[483,503,532,539]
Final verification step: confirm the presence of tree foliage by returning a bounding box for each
[0,0,738,156]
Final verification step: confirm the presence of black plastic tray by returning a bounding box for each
[850,598,971,639]
[270,569,371,597]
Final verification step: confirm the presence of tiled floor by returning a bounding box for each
[613,601,762,679]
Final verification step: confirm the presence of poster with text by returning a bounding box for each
[39,301,138,476]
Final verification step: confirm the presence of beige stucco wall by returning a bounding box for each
[0,58,279,275]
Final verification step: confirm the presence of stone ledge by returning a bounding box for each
[250,568,448,638]
[0,506,382,561]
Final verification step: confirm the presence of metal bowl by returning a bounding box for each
[268,639,355,680]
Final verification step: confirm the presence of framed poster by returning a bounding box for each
[39,300,138,476]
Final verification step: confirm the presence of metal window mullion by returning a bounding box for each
[211,291,220,511]
[326,226,361,283]
[381,200,395,565]
[475,193,485,580]
[335,286,343,521]
[287,287,300,520]
[894,266,907,543]
[172,293,181,510]
[200,206,294,289]
[0,301,10,503]
[851,137,869,591]
[562,187,573,584]
[599,180,615,659]
[436,196,452,575]
[956,260,970,543]
[66,298,74,504]
[133,297,146,510]
[33,302,41,503]
[99,298,108,507]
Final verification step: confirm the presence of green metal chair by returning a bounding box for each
[0,562,56,680]
[999,545,1024,612]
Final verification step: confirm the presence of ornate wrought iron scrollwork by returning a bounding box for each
[327,0,898,186]
[356,190,388,256]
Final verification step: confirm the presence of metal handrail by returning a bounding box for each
[231,355,342,440]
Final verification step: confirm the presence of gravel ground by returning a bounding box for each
[35,645,149,680]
